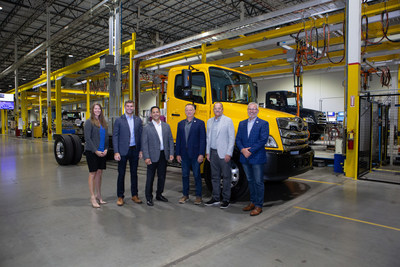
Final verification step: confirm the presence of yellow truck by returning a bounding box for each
[166,64,314,200]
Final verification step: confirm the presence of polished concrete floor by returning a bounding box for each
[0,135,399,267]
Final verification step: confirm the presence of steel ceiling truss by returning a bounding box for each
[0,0,399,95]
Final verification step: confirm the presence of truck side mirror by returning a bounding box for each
[182,69,193,99]
[253,82,258,99]
[182,69,192,89]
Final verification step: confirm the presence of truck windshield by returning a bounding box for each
[209,67,256,104]
[286,92,303,108]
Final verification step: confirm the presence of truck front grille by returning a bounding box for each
[316,112,327,125]
[277,117,309,151]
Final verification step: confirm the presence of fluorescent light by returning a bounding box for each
[0,7,3,10]
[281,45,293,50]
[68,54,74,57]
[73,80,87,86]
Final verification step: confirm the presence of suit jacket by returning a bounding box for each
[84,119,109,152]
[206,115,235,159]
[141,121,174,162]
[176,117,206,159]
[113,114,142,156]
[235,117,269,165]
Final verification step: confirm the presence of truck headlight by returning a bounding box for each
[265,136,278,148]
[304,117,315,124]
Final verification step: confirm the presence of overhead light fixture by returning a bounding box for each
[73,80,87,86]
[68,54,74,58]
[276,27,280,30]
[281,44,293,50]
[0,7,3,10]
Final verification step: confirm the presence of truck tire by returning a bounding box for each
[54,135,74,165]
[68,134,83,165]
[204,155,249,202]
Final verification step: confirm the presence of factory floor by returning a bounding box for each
[0,135,399,267]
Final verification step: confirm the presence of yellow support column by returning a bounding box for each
[129,33,136,101]
[343,1,361,179]
[86,79,91,118]
[55,78,62,134]
[201,43,206,64]
[21,91,28,132]
[1,110,5,134]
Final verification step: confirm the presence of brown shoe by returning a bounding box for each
[242,203,255,211]
[179,196,189,204]
[250,207,262,216]
[194,197,202,205]
[131,195,143,204]
[117,197,124,206]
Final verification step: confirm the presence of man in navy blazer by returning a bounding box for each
[113,100,143,206]
[236,102,269,216]
[176,104,206,205]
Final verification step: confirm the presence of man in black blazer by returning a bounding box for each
[176,104,206,205]
[141,106,174,206]
[113,100,143,206]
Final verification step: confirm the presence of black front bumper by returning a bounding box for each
[264,147,314,181]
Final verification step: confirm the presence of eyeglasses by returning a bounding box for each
[248,108,258,111]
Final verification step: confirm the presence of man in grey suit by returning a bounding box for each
[113,100,143,206]
[141,106,174,206]
[205,102,235,208]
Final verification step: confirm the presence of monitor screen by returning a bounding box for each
[338,111,344,116]
[327,111,335,116]
[0,93,14,102]
[0,101,14,110]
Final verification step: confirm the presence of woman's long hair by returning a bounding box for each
[90,103,108,128]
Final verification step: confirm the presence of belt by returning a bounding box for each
[129,145,136,149]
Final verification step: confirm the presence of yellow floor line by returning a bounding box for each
[289,177,342,185]
[372,168,400,173]
[294,206,400,232]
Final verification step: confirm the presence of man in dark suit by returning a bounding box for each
[113,100,143,206]
[176,104,206,205]
[236,102,269,216]
[141,106,174,206]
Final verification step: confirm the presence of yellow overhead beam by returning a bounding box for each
[7,38,136,94]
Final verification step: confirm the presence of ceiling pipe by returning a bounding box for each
[0,0,111,80]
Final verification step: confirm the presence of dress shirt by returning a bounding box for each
[126,114,136,146]
[184,119,193,145]
[247,117,257,137]
[210,116,220,150]
[152,120,164,150]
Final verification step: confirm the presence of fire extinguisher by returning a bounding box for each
[348,130,354,150]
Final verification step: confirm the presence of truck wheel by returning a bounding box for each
[68,134,83,165]
[204,157,249,202]
[54,135,74,165]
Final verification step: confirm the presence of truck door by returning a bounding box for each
[167,70,210,140]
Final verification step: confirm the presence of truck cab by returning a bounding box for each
[265,90,326,142]
[167,64,314,200]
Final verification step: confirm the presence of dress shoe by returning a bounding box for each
[250,207,262,216]
[156,195,168,202]
[131,195,143,204]
[117,197,124,206]
[147,199,154,206]
[242,203,255,211]
[91,196,100,208]
[96,197,107,204]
